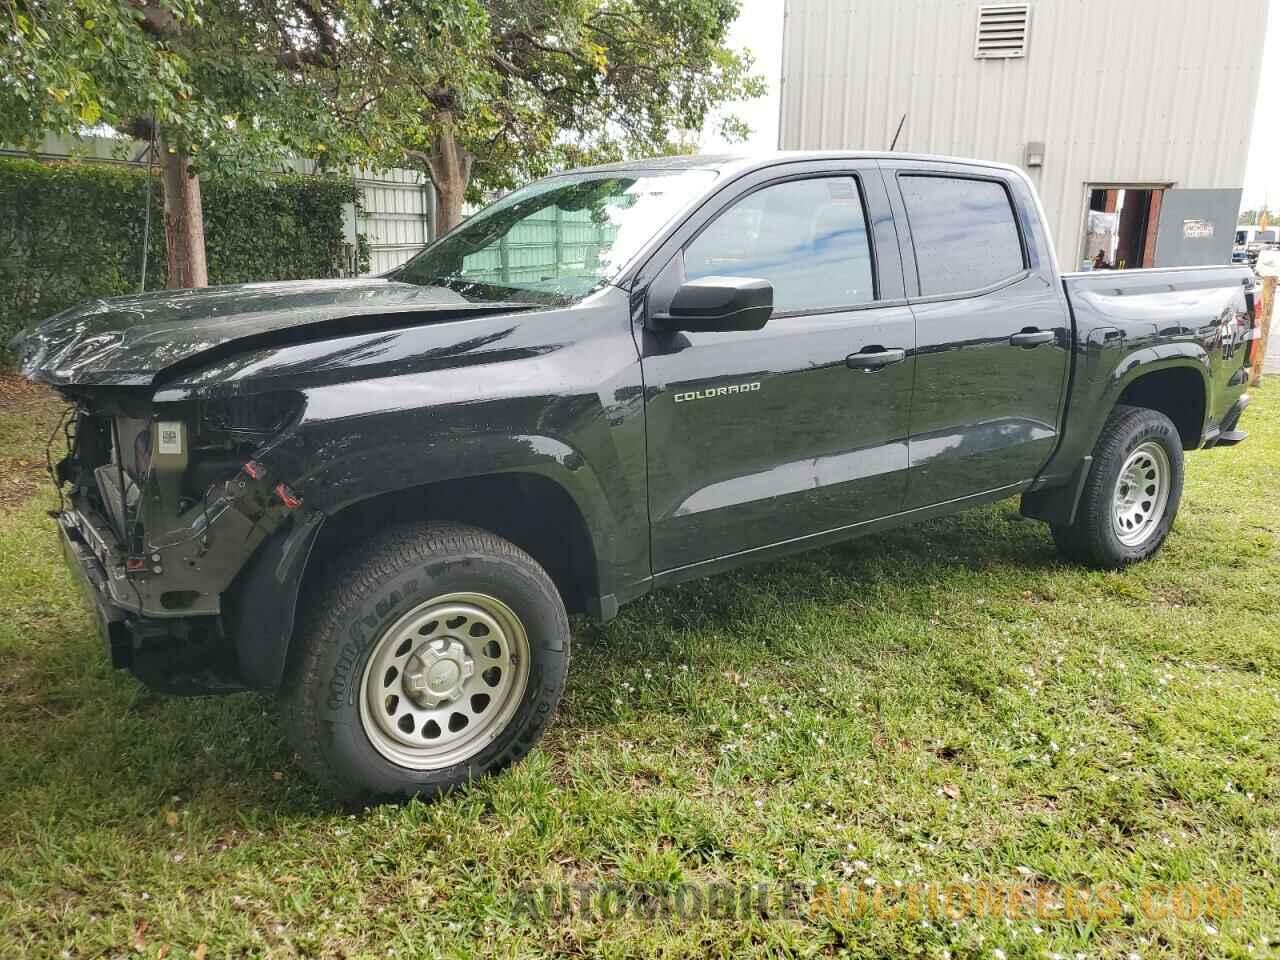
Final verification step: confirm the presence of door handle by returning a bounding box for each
[846,347,907,371]
[1010,328,1056,348]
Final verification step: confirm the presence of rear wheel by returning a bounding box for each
[281,522,570,802]
[1052,404,1184,569]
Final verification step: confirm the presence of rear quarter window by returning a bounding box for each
[899,175,1026,296]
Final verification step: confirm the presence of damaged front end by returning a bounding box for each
[53,387,313,693]
[11,276,552,695]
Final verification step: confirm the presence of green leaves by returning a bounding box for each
[449,0,760,190]
[0,0,760,264]
[0,158,366,354]
[2,0,760,180]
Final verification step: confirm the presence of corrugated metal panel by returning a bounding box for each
[779,0,1269,266]
[353,167,432,275]
[457,208,619,284]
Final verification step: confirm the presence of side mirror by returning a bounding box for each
[650,276,773,333]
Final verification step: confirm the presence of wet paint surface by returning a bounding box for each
[19,154,1256,630]
[12,278,542,387]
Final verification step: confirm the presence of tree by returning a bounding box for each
[242,0,763,230]
[1239,207,1272,227]
[2,0,760,284]
[363,0,765,230]
[3,0,377,286]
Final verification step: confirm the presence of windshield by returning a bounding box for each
[388,168,717,305]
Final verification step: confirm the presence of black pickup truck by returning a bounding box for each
[14,153,1257,800]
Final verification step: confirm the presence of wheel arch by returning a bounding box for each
[1023,352,1206,527]
[229,449,612,691]
[309,469,603,612]
[1110,358,1208,449]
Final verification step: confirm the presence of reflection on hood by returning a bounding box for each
[13,278,538,387]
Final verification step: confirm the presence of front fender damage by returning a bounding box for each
[54,387,323,693]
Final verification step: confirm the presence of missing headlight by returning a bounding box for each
[197,393,304,443]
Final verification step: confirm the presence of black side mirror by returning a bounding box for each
[649,276,773,333]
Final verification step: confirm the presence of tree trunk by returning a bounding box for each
[434,173,468,235]
[423,118,473,234]
[159,139,209,289]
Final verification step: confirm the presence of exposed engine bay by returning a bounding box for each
[57,389,306,619]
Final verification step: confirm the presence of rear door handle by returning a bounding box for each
[1010,328,1056,348]
[846,347,907,371]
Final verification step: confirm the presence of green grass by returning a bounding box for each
[1,387,1278,958]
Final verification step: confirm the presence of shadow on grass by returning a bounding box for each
[0,501,1058,830]
[602,500,1060,637]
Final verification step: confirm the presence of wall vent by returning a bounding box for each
[974,4,1031,59]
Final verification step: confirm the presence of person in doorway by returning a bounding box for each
[1092,248,1113,270]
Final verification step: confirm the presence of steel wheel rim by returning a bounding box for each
[1111,441,1171,547]
[358,592,530,770]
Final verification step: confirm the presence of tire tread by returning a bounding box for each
[280,521,569,801]
[1052,404,1183,569]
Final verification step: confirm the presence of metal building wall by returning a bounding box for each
[778,0,1269,266]
[351,166,433,275]
[456,207,618,283]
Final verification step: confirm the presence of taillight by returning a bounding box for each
[1245,285,1259,370]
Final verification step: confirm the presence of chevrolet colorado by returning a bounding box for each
[13,153,1257,800]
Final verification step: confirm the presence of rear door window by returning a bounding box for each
[899,175,1026,296]
[684,176,876,312]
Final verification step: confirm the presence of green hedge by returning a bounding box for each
[0,157,368,355]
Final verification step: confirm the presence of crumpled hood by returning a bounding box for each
[12,278,539,388]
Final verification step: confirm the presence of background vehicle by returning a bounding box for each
[1235,224,1279,268]
[14,152,1257,800]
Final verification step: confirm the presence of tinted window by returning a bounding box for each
[899,175,1025,296]
[684,177,875,312]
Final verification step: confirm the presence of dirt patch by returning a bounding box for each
[0,372,69,511]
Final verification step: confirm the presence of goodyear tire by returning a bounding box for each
[1052,404,1184,569]
[281,522,569,802]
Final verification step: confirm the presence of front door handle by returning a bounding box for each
[846,347,907,371]
[1010,328,1056,348]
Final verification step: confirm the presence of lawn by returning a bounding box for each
[0,376,1277,959]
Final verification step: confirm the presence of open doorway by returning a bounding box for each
[1080,186,1165,270]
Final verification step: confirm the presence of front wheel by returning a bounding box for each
[1052,404,1185,569]
[281,522,570,802]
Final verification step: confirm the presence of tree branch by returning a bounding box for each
[120,116,157,141]
[272,0,339,70]
[294,0,338,62]
[277,48,333,69]
[128,0,180,38]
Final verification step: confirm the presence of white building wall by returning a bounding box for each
[779,0,1270,266]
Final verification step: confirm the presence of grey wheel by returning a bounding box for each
[359,592,530,770]
[282,522,570,802]
[1110,441,1171,547]
[1052,404,1184,569]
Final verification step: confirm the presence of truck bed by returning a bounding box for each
[1062,264,1254,445]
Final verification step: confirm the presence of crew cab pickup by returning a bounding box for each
[14,153,1257,800]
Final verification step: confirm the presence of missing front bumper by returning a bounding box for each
[57,510,245,693]
[58,511,133,668]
